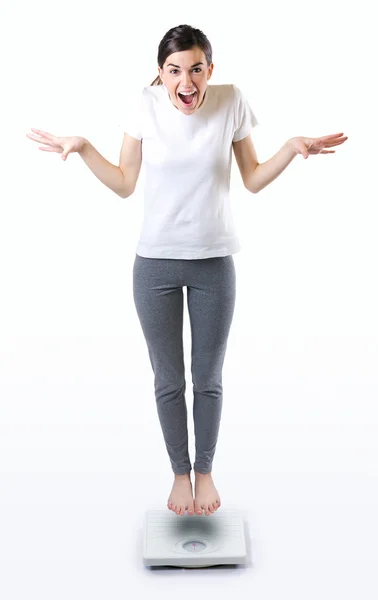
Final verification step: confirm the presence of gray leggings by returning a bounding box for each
[132,253,236,475]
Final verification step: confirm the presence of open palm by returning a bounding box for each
[289,132,348,159]
[26,128,86,160]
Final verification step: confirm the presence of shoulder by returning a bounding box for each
[208,83,235,97]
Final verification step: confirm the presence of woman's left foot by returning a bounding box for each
[194,471,221,516]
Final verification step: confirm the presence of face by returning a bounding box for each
[158,47,214,114]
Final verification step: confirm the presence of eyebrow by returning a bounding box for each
[166,62,204,68]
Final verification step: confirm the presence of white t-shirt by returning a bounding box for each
[121,83,258,259]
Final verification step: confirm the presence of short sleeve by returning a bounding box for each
[232,85,259,142]
[118,90,144,140]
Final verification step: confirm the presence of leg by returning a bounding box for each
[133,254,191,475]
[186,255,236,474]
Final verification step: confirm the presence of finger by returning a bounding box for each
[319,132,345,140]
[325,138,348,147]
[31,128,55,140]
[27,133,53,144]
[38,146,57,152]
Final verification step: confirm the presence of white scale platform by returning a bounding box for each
[143,509,246,568]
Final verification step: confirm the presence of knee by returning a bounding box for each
[192,373,222,394]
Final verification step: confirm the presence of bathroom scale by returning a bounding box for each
[143,508,246,568]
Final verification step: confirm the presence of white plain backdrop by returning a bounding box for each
[1,0,377,598]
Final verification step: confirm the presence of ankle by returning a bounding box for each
[194,470,212,477]
[174,471,191,480]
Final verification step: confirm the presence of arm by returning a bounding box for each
[242,132,348,193]
[245,140,298,194]
[78,139,132,198]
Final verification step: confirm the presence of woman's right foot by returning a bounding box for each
[167,472,195,516]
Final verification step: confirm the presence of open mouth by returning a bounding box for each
[178,91,197,107]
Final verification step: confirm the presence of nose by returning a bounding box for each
[182,75,193,87]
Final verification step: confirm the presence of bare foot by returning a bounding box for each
[167,473,195,516]
[194,471,221,516]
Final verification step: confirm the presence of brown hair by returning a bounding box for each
[150,24,213,86]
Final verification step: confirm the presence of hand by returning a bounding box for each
[287,132,348,159]
[26,128,87,161]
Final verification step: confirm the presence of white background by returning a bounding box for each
[1,0,377,597]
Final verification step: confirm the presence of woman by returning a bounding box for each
[26,24,348,519]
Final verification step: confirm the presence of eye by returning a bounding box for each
[170,68,202,75]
